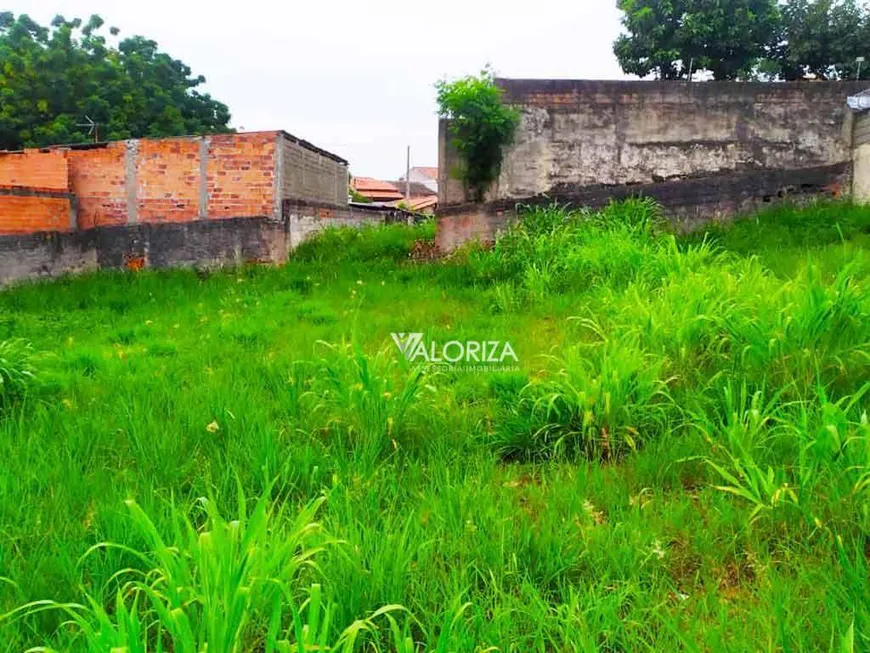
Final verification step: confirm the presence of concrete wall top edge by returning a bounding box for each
[495,77,870,104]
[277,131,348,166]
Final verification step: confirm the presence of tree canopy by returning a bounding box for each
[614,0,870,81]
[0,13,232,151]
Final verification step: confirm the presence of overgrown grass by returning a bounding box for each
[0,200,868,651]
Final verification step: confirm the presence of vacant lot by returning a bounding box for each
[0,200,868,651]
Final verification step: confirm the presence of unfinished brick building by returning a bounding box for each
[0,131,407,284]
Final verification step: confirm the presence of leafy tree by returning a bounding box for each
[0,13,232,150]
[435,68,519,202]
[771,0,869,80]
[683,0,781,80]
[615,0,779,80]
[614,0,693,79]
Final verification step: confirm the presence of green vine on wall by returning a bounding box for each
[436,67,520,202]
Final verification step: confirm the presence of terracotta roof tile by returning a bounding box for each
[410,167,438,179]
[352,177,400,193]
[408,196,437,211]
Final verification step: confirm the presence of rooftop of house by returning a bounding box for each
[387,180,435,198]
[352,177,398,192]
[405,196,437,212]
[351,176,405,201]
[401,166,438,181]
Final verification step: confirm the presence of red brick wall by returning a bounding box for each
[0,150,72,234]
[68,144,127,229]
[0,150,69,191]
[1,133,282,236]
[137,138,201,223]
[207,133,277,219]
[0,195,71,234]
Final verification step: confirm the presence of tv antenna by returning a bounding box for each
[76,116,101,143]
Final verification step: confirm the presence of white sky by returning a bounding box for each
[12,0,629,179]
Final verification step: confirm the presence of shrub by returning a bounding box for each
[315,342,428,465]
[456,199,675,298]
[0,338,35,408]
[494,334,672,461]
[436,67,520,201]
[293,222,435,265]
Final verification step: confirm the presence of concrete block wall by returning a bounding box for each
[279,132,348,206]
[283,199,412,249]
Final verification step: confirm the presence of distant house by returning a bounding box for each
[387,179,438,214]
[399,167,438,194]
[388,180,434,198]
[353,174,438,214]
[351,177,405,203]
[403,195,437,214]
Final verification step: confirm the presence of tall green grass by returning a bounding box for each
[0,200,867,650]
[0,339,35,409]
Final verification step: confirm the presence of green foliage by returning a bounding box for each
[495,333,672,461]
[349,188,372,204]
[0,338,34,407]
[614,0,870,81]
[292,220,435,265]
[615,0,780,79]
[317,342,427,466]
[435,68,519,201]
[1,486,425,651]
[0,13,232,150]
[0,201,869,649]
[773,0,870,80]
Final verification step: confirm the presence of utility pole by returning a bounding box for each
[405,146,411,202]
[857,57,865,81]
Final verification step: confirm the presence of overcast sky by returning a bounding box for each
[13,1,629,179]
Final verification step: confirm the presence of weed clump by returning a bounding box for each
[0,338,35,409]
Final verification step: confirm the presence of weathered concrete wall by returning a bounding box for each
[284,199,414,249]
[279,132,348,206]
[439,79,864,206]
[438,119,469,207]
[852,111,870,203]
[0,217,287,286]
[436,163,849,251]
[0,230,98,285]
